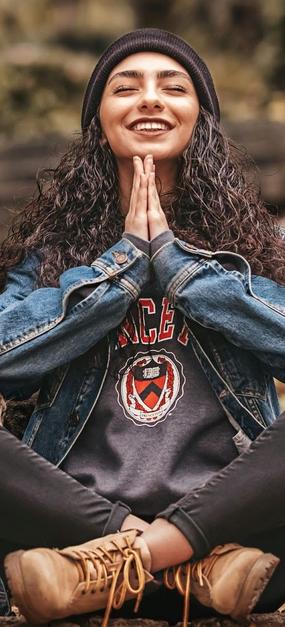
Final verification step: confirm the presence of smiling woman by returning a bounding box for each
[99,53,199,180]
[98,52,200,218]
[1,26,285,627]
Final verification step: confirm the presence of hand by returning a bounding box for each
[124,156,149,241]
[147,156,169,240]
[124,155,169,241]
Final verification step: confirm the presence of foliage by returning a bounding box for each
[0,0,284,139]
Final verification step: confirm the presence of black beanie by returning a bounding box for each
[81,28,220,130]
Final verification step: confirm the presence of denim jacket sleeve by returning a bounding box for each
[0,237,149,396]
[151,231,285,379]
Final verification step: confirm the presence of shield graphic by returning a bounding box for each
[132,357,168,410]
[116,349,185,427]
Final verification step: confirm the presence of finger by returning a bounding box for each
[153,174,164,211]
[129,156,143,214]
[147,173,169,239]
[144,154,153,176]
[148,171,161,211]
[134,155,144,176]
[137,173,148,212]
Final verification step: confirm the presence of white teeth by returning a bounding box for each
[132,122,169,131]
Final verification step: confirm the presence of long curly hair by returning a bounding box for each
[1,107,285,291]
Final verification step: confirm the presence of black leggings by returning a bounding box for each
[0,427,117,552]
[1,414,285,616]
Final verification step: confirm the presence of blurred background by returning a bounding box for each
[0,0,284,405]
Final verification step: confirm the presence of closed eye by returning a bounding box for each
[164,85,187,92]
[113,86,138,93]
[113,85,188,94]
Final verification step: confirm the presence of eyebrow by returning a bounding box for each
[107,69,192,85]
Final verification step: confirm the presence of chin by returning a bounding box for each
[127,147,176,161]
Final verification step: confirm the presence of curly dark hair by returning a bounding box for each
[1,107,284,292]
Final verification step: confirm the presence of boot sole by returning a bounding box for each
[230,552,280,620]
[5,550,47,625]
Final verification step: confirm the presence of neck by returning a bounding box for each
[118,158,177,217]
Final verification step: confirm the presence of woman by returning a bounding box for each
[1,28,285,626]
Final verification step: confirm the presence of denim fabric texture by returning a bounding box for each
[1,232,285,541]
[0,581,9,616]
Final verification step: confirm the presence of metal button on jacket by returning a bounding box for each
[112,251,128,264]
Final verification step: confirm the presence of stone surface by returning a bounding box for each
[1,614,285,626]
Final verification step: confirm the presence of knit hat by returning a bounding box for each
[81,28,220,130]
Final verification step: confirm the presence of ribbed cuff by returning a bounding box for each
[155,505,211,560]
[123,232,150,257]
[103,501,132,535]
[150,230,175,257]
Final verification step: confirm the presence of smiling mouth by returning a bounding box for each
[129,126,173,137]
[128,121,174,135]
[131,128,171,135]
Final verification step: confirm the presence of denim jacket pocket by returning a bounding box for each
[192,322,268,401]
[210,343,268,401]
[36,364,69,410]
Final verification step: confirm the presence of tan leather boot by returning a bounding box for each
[164,543,279,626]
[4,529,153,626]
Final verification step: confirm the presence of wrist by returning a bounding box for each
[120,513,150,533]
[123,232,150,256]
[141,517,193,573]
[150,230,174,258]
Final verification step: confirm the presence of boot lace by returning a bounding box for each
[57,536,146,627]
[163,551,220,627]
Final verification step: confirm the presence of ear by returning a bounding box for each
[99,134,108,146]
[97,105,107,146]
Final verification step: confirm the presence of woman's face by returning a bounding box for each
[99,51,200,163]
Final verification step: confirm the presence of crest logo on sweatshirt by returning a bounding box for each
[116,349,185,427]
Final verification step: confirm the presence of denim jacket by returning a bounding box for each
[1,230,285,537]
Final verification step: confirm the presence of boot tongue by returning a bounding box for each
[211,544,241,557]
[59,530,149,587]
[79,529,139,553]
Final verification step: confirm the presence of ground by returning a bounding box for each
[1,615,285,626]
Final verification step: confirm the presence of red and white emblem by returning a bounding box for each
[116,349,185,427]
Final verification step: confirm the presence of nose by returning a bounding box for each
[138,82,164,112]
